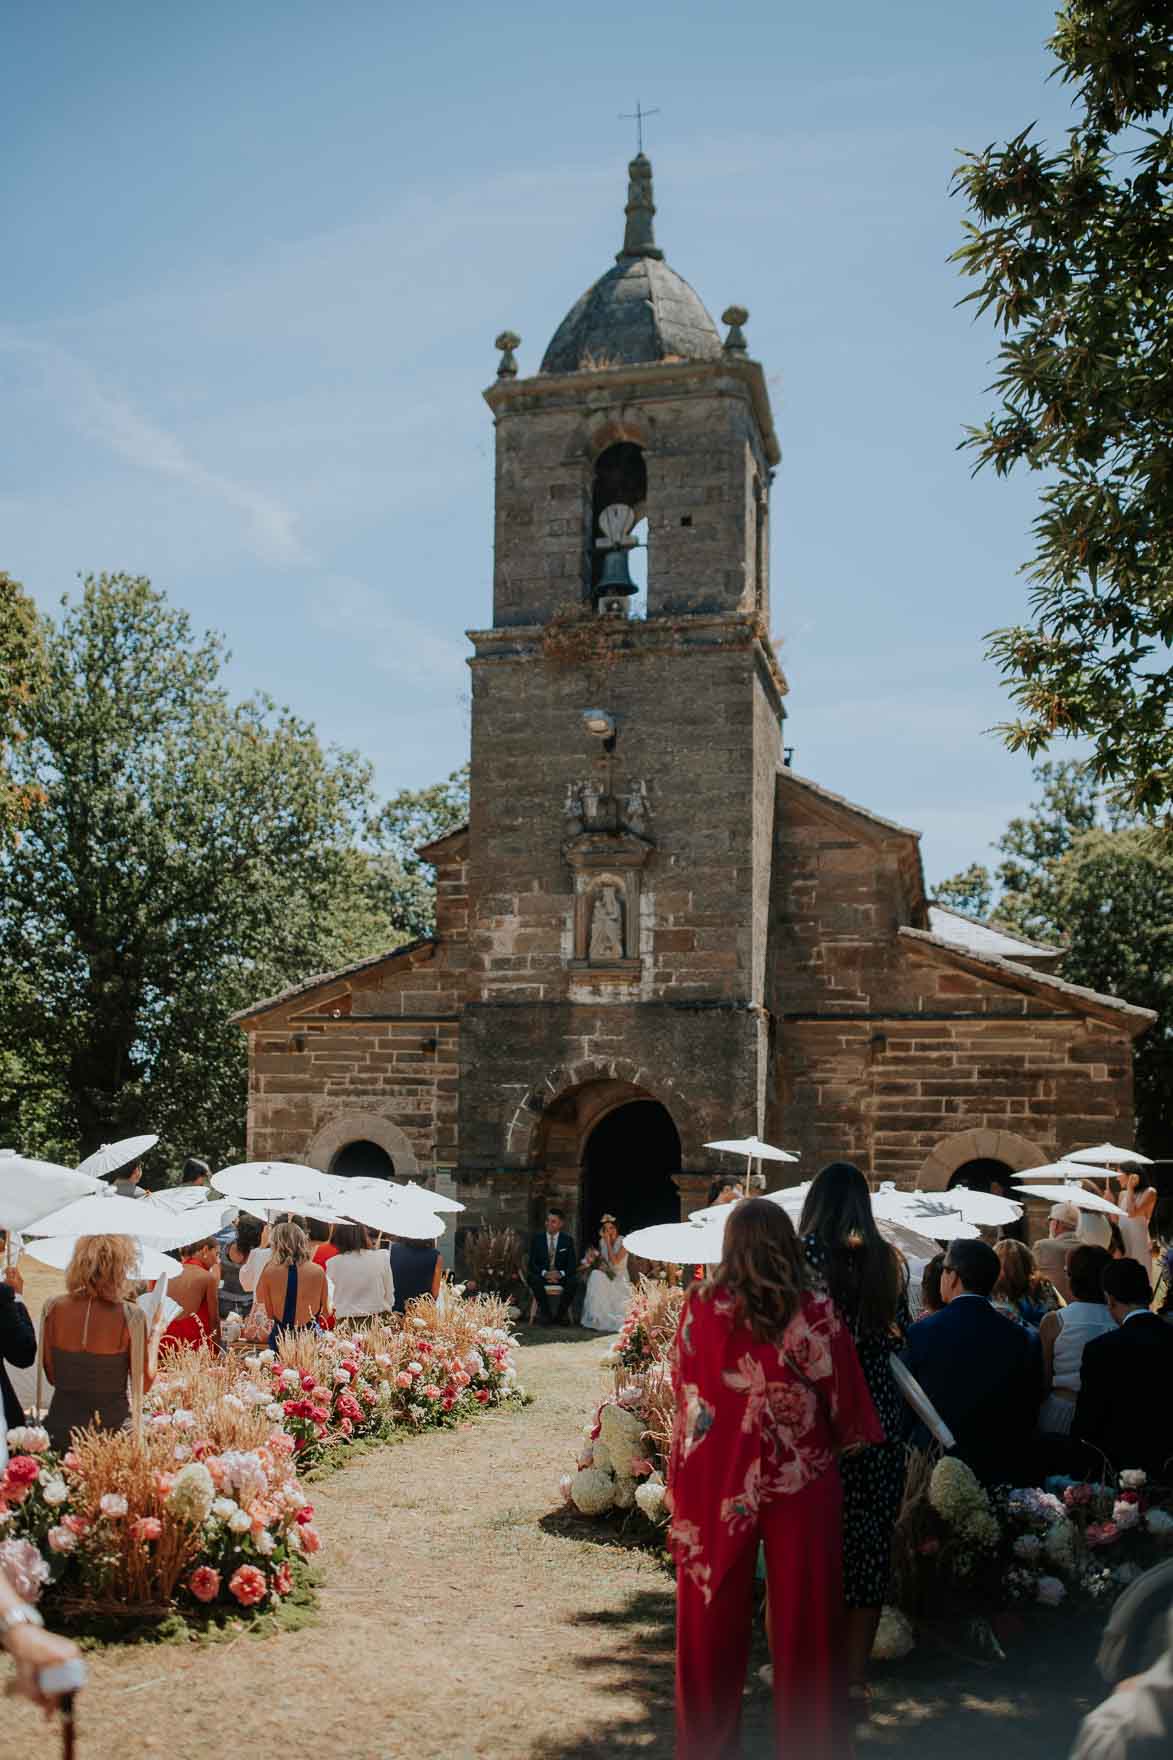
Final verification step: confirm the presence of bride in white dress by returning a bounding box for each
[580,1216,634,1333]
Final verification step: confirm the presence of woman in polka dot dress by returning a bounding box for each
[800,1161,911,1699]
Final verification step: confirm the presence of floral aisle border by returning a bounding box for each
[557,1283,1173,1660]
[0,1294,526,1629]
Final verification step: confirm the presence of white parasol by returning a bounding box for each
[1014,1182,1125,1216]
[23,1235,181,1282]
[77,1135,158,1180]
[334,1189,446,1241]
[144,1186,215,1214]
[22,1192,197,1243]
[1066,1143,1154,1170]
[869,1187,981,1243]
[705,1136,800,1181]
[1012,1160,1101,1182]
[0,1150,103,1232]
[399,1179,465,1214]
[894,1184,1022,1229]
[624,1219,727,1263]
[211,1162,336,1202]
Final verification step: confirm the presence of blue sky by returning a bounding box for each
[3,0,1082,884]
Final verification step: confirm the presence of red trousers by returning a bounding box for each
[675,1468,850,1760]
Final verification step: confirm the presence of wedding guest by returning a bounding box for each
[902,1237,1042,1487]
[160,1237,221,1355]
[989,1174,1027,1244]
[1073,1257,1173,1478]
[111,1160,146,1200]
[256,1222,329,1348]
[0,1565,83,1714]
[993,1240,1061,1328]
[1116,1168,1157,1281]
[706,1177,744,1207]
[1038,1245,1115,1440]
[329,1223,396,1319]
[580,1215,634,1333]
[526,1208,578,1326]
[238,1220,273,1295]
[1034,1200,1082,1303]
[389,1236,443,1313]
[667,1199,882,1760]
[219,1214,264,1322]
[918,1254,946,1318]
[181,1157,210,1188]
[40,1236,160,1451]
[799,1161,909,1696]
[0,1256,36,1430]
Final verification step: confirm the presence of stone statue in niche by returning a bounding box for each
[589,883,625,961]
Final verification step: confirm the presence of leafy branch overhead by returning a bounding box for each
[953,1,1173,822]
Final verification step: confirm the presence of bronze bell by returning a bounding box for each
[597,546,637,596]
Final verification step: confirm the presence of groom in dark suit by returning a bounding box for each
[527,1206,579,1326]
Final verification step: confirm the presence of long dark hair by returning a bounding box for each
[708,1199,806,1341]
[798,1161,903,1336]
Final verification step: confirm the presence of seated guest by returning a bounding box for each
[160,1236,221,1355]
[330,1223,396,1319]
[993,1239,1062,1327]
[181,1157,211,1188]
[389,1235,443,1314]
[218,1214,264,1322]
[1073,1257,1173,1479]
[902,1237,1042,1486]
[915,1253,946,1319]
[1034,1200,1082,1304]
[256,1222,329,1348]
[1038,1245,1115,1438]
[705,1176,744,1208]
[526,1207,578,1326]
[40,1236,160,1451]
[0,1253,36,1430]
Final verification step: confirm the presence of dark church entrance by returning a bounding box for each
[948,1157,1015,1194]
[330,1140,395,1179]
[581,1099,681,1246]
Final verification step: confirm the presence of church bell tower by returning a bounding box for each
[460,154,787,1234]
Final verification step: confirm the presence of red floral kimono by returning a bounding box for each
[668,1286,883,1760]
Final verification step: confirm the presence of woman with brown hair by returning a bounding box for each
[40,1235,161,1452]
[255,1221,329,1348]
[992,1238,1062,1328]
[667,1198,882,1760]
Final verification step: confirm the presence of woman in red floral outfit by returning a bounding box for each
[667,1199,883,1759]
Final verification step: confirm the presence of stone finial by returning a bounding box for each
[722,306,749,354]
[494,331,521,379]
[617,153,664,263]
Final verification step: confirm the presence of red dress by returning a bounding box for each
[313,1243,339,1329]
[159,1260,215,1357]
[668,1286,883,1760]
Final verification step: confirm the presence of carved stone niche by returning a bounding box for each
[564,829,652,978]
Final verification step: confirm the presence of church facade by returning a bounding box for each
[233,156,1154,1242]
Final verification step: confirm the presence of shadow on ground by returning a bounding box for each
[526,1580,1104,1760]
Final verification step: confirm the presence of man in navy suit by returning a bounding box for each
[1074,1256,1173,1480]
[903,1236,1042,1487]
[527,1206,579,1326]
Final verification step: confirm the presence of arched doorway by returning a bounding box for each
[948,1157,1015,1194]
[581,1099,680,1245]
[330,1140,395,1179]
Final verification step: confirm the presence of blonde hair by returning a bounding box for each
[65,1234,138,1303]
[269,1221,311,1266]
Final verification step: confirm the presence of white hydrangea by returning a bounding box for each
[265,1403,286,1422]
[591,1441,614,1476]
[166,1462,215,1526]
[613,1476,637,1511]
[929,1457,986,1523]
[212,1497,239,1522]
[599,1403,645,1479]
[40,1478,69,1508]
[571,1468,616,1517]
[255,1530,275,1556]
[634,1479,667,1524]
[228,1508,253,1535]
[1043,1519,1077,1573]
[871,1607,915,1661]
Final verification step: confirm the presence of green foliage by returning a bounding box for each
[0,573,394,1168]
[0,571,48,841]
[367,764,469,939]
[932,863,993,920]
[935,761,1173,1148]
[953,2,1173,821]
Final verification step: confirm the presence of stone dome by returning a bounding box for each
[539,155,722,375]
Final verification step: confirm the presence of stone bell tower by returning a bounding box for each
[459,154,787,1236]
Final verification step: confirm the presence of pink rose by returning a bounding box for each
[61,1514,90,1537]
[298,1524,321,1555]
[228,1564,267,1607]
[475,1389,491,1405]
[272,1561,293,1597]
[4,1456,40,1487]
[131,1516,163,1542]
[47,1526,77,1554]
[189,1565,221,1603]
[395,1372,413,1389]
[422,1385,442,1401]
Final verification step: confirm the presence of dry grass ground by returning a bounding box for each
[4,1321,1105,1760]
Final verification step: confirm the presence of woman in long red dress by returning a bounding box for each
[160,1237,221,1356]
[667,1199,883,1760]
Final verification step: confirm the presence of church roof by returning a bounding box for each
[229,937,436,1025]
[540,155,723,375]
[899,926,1157,1036]
[776,766,922,844]
[927,904,1060,967]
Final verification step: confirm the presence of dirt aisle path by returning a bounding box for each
[7,1334,679,1760]
[6,1329,1105,1760]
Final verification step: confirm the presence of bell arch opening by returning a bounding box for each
[580,1097,681,1246]
[591,440,647,604]
[329,1140,396,1179]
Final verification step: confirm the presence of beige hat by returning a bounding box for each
[1049,1200,1080,1229]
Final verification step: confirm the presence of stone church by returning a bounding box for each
[234,155,1154,1245]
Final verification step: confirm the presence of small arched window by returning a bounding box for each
[330,1140,396,1179]
[591,441,647,600]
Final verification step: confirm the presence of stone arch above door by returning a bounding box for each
[505,1056,699,1167]
[915,1128,1047,1192]
[305,1111,420,1179]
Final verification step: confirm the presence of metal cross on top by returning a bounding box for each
[620,101,660,155]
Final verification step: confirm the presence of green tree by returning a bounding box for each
[367,765,469,940]
[0,574,394,1169]
[935,762,1172,1148]
[0,572,47,841]
[932,862,993,919]
[953,1,1173,821]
